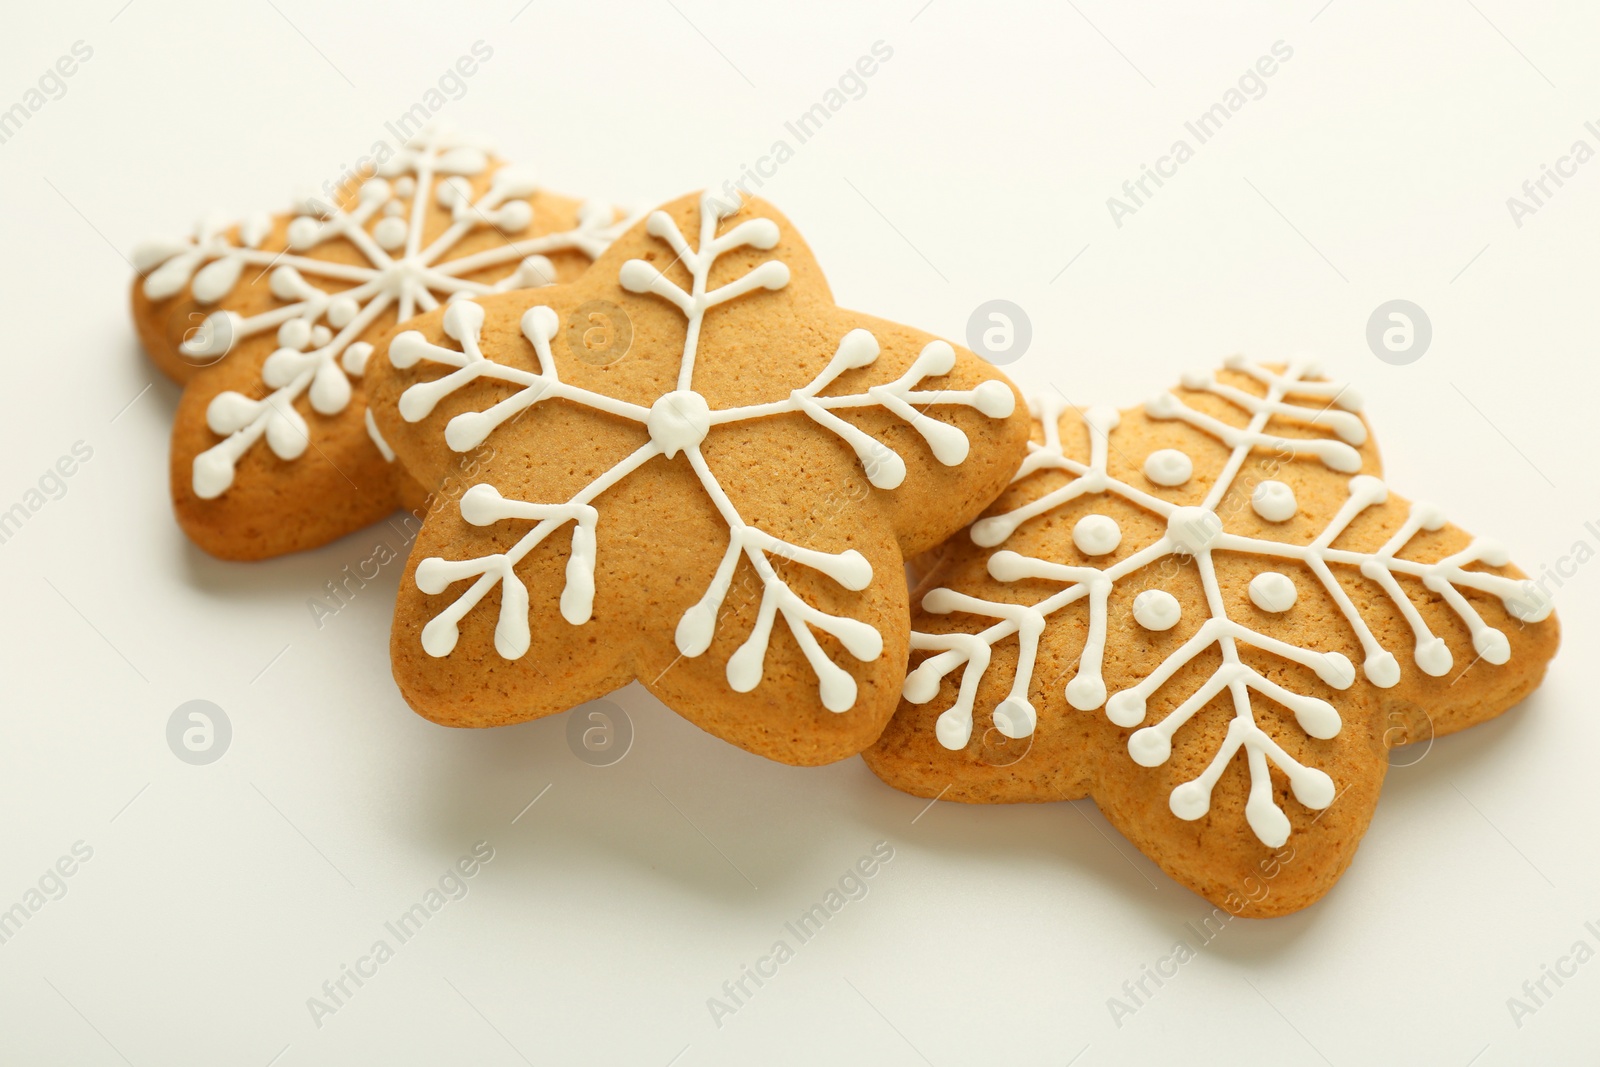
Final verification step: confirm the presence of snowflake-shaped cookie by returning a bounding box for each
[131,127,628,559]
[366,190,1031,765]
[864,358,1559,915]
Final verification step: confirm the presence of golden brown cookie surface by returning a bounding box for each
[366,190,1032,765]
[130,129,625,560]
[863,358,1559,916]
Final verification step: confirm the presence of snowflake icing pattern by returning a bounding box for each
[903,357,1552,846]
[132,128,625,499]
[386,190,1016,712]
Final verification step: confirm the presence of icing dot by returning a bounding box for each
[327,295,359,328]
[1169,781,1210,821]
[278,318,312,351]
[342,342,373,376]
[1128,726,1170,767]
[373,216,408,250]
[992,697,1036,739]
[1248,571,1298,613]
[496,200,534,233]
[1132,589,1181,631]
[1252,480,1297,522]
[1143,448,1193,487]
[286,216,320,250]
[436,175,472,207]
[1073,514,1121,556]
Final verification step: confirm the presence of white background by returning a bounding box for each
[1,1,1596,1064]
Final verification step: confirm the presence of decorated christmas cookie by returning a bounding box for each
[863,358,1559,915]
[131,128,628,559]
[364,190,1031,765]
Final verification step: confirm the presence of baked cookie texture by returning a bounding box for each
[130,129,624,560]
[863,358,1559,916]
[365,190,1032,766]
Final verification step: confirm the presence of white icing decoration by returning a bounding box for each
[904,359,1552,846]
[1132,589,1181,631]
[1143,448,1192,487]
[392,190,1015,711]
[1248,571,1297,613]
[1252,479,1297,523]
[135,127,632,497]
[1073,514,1121,556]
[364,408,396,463]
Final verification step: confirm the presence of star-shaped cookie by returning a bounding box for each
[365,190,1032,765]
[131,128,626,559]
[864,358,1559,915]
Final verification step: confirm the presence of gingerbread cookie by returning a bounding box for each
[131,128,628,560]
[364,190,1031,765]
[864,358,1559,915]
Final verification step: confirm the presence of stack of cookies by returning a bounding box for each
[131,128,1560,918]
